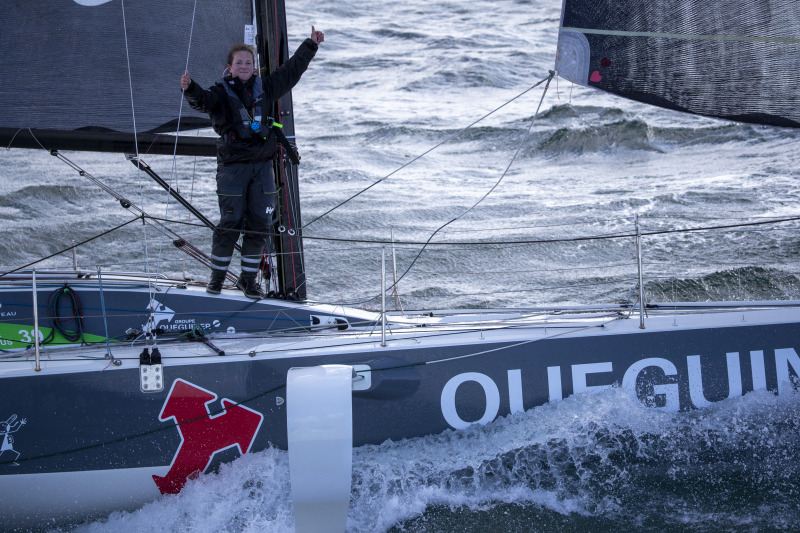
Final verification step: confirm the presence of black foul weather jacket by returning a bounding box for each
[183,38,318,164]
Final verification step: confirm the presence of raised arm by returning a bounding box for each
[261,27,324,102]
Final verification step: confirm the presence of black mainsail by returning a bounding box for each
[556,0,800,128]
[0,0,251,154]
[0,0,307,299]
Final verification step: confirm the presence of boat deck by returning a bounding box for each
[3,301,799,376]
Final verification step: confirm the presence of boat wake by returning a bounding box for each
[65,388,800,533]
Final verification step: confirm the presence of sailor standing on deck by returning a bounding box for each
[180,27,324,299]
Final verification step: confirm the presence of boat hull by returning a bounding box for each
[2,307,799,526]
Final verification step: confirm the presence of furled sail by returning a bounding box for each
[556,0,800,128]
[0,0,254,155]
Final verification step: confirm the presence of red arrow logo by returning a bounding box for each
[153,379,264,494]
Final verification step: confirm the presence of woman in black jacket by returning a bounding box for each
[180,27,324,298]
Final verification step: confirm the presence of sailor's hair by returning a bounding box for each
[226,43,255,66]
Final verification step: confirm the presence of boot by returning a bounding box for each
[206,269,227,295]
[236,272,266,300]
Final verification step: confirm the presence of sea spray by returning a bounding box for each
[69,387,800,532]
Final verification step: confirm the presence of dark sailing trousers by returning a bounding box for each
[209,161,277,276]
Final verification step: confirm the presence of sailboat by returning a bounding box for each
[1,0,799,530]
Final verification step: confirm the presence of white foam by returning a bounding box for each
[70,386,800,532]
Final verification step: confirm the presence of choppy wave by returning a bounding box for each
[650,123,758,147]
[0,184,94,209]
[536,119,660,155]
[646,267,800,302]
[532,104,772,156]
[403,62,522,91]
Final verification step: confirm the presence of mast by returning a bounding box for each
[256,0,307,300]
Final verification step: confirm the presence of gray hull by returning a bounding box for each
[2,304,799,526]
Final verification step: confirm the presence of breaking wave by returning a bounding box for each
[645,267,800,302]
[66,387,800,533]
[0,184,92,209]
[536,119,660,155]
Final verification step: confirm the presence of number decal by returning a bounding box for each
[17,329,43,344]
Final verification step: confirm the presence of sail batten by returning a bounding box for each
[557,0,800,128]
[563,27,800,45]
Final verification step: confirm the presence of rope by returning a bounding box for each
[164,0,199,277]
[385,72,556,293]
[43,285,85,345]
[4,129,24,151]
[45,148,187,242]
[132,211,800,246]
[119,0,159,310]
[302,74,555,228]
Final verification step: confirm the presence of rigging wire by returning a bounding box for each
[7,132,799,304]
[4,210,792,307]
[376,72,556,299]
[171,0,200,280]
[120,0,139,161]
[0,217,142,278]
[136,0,198,341]
[181,136,201,279]
[119,0,156,311]
[43,149,187,241]
[138,211,800,246]
[2,130,202,278]
[302,74,555,229]
[120,0,199,326]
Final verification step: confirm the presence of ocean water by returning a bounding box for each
[3,0,800,531]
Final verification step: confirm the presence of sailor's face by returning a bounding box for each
[228,51,254,82]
